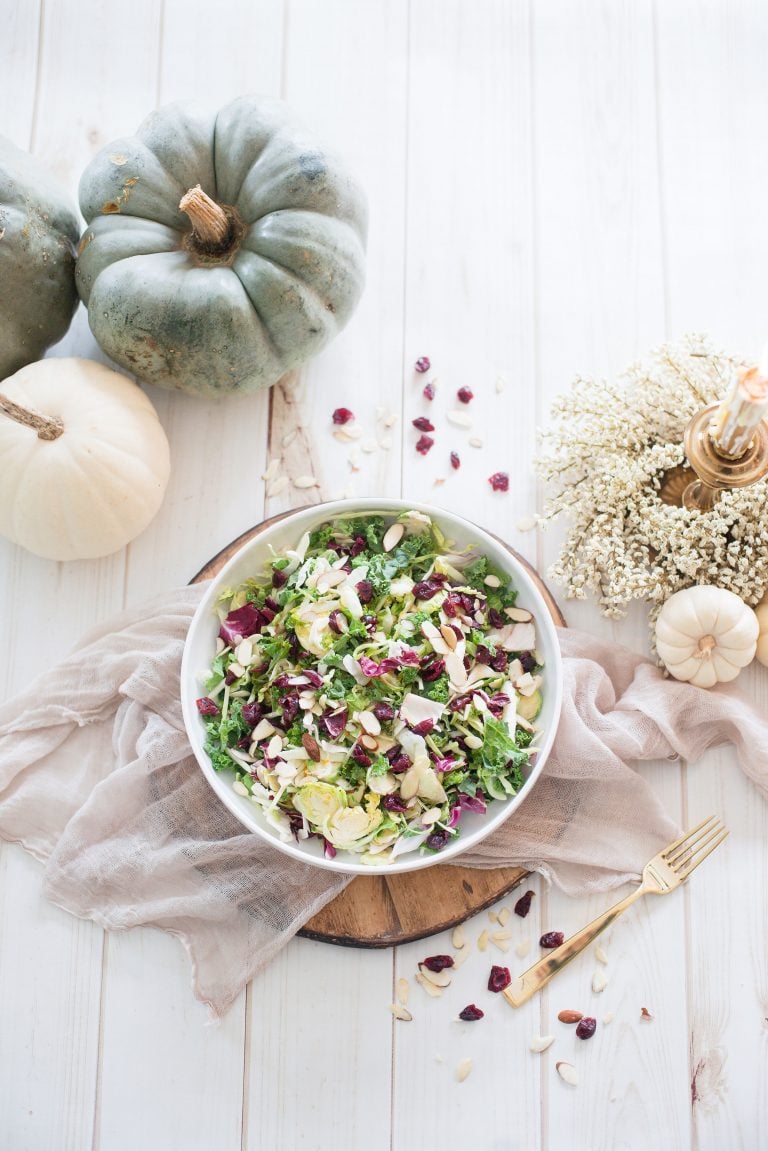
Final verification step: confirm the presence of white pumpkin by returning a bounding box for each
[0,358,170,560]
[655,585,758,688]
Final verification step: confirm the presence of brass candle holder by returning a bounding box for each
[681,366,768,512]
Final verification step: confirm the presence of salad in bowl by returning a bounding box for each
[182,500,562,874]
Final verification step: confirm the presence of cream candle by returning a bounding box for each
[712,347,768,458]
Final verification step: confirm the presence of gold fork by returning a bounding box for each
[503,814,728,1008]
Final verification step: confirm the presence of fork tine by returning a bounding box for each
[661,814,719,859]
[675,829,729,880]
[666,818,724,868]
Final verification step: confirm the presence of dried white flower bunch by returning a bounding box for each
[536,335,768,619]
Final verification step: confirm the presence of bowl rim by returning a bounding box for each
[181,497,563,876]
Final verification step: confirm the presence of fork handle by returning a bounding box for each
[503,884,648,1008]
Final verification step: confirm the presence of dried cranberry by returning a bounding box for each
[423,380,436,400]
[224,669,240,686]
[389,753,411,774]
[576,1017,597,1040]
[457,387,474,404]
[539,931,565,949]
[514,890,535,918]
[413,579,439,600]
[382,795,408,812]
[412,719,435,736]
[415,356,431,373]
[272,568,288,588]
[520,651,537,673]
[475,645,492,665]
[356,580,374,604]
[259,605,276,623]
[328,609,348,635]
[421,655,445,681]
[442,596,458,617]
[303,669,324,689]
[450,451,461,470]
[412,416,435,432]
[458,1004,484,1021]
[351,743,372,767]
[488,965,512,993]
[196,697,220,717]
[426,828,449,851]
[488,608,505,629]
[422,954,454,972]
[372,702,396,722]
[242,702,264,727]
[490,650,508,673]
[349,536,366,557]
[488,471,509,492]
[415,434,434,455]
[362,614,377,633]
[332,406,355,424]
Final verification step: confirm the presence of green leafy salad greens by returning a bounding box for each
[195,510,544,864]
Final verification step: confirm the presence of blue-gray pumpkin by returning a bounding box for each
[0,136,79,378]
[76,97,367,398]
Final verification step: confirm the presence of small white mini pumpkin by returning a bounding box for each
[655,585,758,688]
[0,358,170,560]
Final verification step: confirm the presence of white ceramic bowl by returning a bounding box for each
[181,498,562,875]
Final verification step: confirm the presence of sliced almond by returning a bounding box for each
[491,938,510,953]
[316,569,347,592]
[491,930,512,942]
[556,1061,578,1087]
[267,734,283,758]
[504,606,533,622]
[418,963,452,988]
[451,925,466,949]
[397,977,410,1006]
[358,711,382,736]
[250,716,275,741]
[267,475,290,497]
[468,436,483,448]
[487,909,499,924]
[595,945,609,965]
[383,413,398,428]
[603,1012,614,1024]
[515,937,531,959]
[360,733,379,751]
[390,1004,413,1021]
[227,661,245,679]
[484,574,501,588]
[477,929,489,952]
[453,946,471,968]
[415,971,444,998]
[294,475,319,489]
[447,410,472,428]
[361,438,378,453]
[529,1035,555,1053]
[439,623,458,650]
[455,1058,473,1083]
[498,907,511,927]
[382,522,405,552]
[232,780,249,797]
[420,808,442,827]
[464,734,483,750]
[301,733,321,761]
[261,458,281,482]
[592,970,608,994]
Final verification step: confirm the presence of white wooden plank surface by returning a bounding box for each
[1,1,767,1149]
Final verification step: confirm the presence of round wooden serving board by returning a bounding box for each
[192,508,566,948]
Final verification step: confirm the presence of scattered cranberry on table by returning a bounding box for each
[539,931,565,949]
[415,356,431,373]
[458,1004,484,1021]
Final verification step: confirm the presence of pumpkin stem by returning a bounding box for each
[0,394,64,441]
[695,634,717,660]
[179,185,231,248]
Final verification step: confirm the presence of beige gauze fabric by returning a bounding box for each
[1,584,766,1016]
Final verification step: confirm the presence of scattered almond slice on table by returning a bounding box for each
[556,1062,578,1087]
[415,972,444,999]
[455,1059,473,1083]
[592,970,608,993]
[529,1035,555,1053]
[451,925,466,949]
[595,945,609,965]
[397,978,409,1005]
[390,1004,412,1021]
